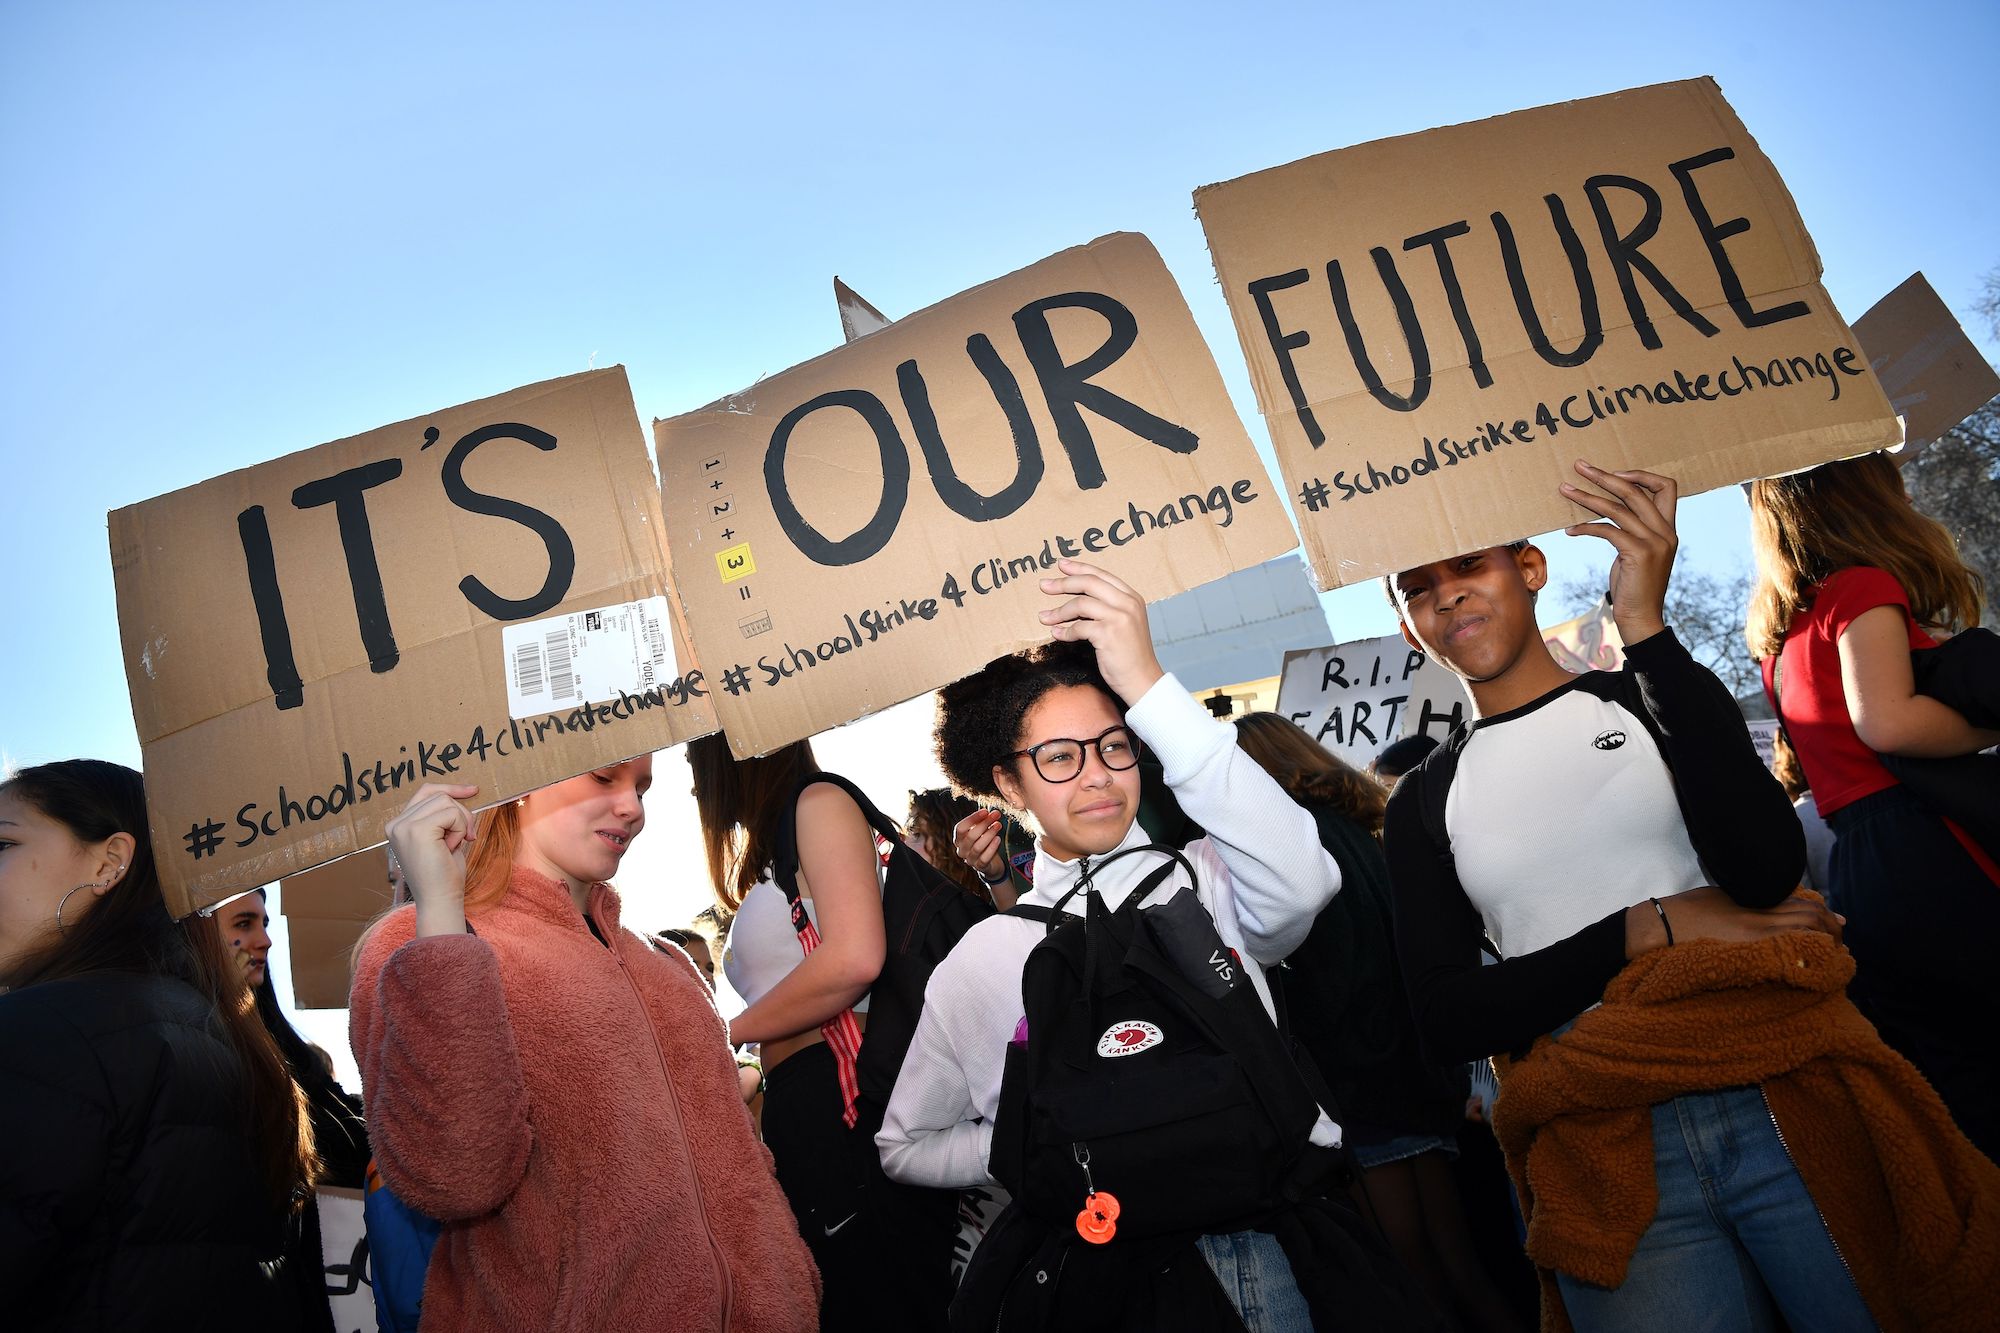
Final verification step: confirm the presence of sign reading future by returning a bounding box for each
[1196,77,1901,589]
[657,233,1295,757]
[110,369,713,915]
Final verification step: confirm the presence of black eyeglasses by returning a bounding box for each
[1008,725,1142,784]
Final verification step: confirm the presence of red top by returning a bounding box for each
[1765,567,1933,817]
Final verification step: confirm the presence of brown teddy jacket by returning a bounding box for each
[351,867,820,1332]
[1491,929,2000,1333]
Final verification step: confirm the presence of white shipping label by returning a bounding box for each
[502,596,679,720]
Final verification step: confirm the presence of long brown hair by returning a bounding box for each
[686,734,821,910]
[1231,711,1388,834]
[0,761,316,1213]
[1747,452,1984,658]
[905,787,984,896]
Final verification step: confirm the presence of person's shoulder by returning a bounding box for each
[353,903,420,973]
[795,775,880,836]
[1818,566,1908,612]
[0,974,206,1084]
[939,910,1039,974]
[796,777,868,817]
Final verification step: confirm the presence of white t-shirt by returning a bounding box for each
[1448,686,1707,958]
[722,860,885,1013]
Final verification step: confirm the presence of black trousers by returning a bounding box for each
[1827,784,2000,1161]
[762,1041,957,1332]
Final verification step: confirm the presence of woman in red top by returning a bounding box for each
[1748,451,2000,1158]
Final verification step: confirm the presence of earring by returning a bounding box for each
[516,797,528,808]
[55,882,103,933]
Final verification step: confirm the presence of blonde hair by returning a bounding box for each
[1746,452,1982,658]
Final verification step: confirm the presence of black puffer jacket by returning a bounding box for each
[0,971,303,1332]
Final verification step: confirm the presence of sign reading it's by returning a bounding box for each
[111,368,712,916]
[657,233,1294,757]
[1196,77,1900,589]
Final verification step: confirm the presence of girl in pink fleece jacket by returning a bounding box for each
[349,760,820,1332]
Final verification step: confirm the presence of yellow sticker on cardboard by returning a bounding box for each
[716,543,756,582]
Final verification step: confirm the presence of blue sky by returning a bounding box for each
[5,1,1996,1069]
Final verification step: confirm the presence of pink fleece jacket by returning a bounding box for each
[349,867,819,1332]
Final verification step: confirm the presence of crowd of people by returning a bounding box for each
[4,447,1996,1331]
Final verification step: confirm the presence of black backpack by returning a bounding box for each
[773,772,996,1114]
[986,844,1346,1243]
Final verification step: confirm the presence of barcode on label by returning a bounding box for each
[545,630,575,701]
[515,641,546,696]
[645,619,667,665]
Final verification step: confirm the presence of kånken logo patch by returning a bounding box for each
[1097,1020,1163,1058]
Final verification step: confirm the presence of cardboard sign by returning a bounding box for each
[1542,601,1626,674]
[281,846,394,1009]
[1282,606,1626,762]
[657,233,1295,757]
[1276,634,1468,766]
[1196,78,1900,590]
[111,368,713,916]
[1852,272,2000,459]
[317,1187,380,1333]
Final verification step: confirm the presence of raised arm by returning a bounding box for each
[350,781,533,1220]
[1039,558,1339,962]
[348,911,533,1220]
[1561,463,1801,903]
[1126,675,1340,962]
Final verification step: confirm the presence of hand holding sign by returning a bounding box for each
[1561,461,1677,648]
[1038,560,1166,705]
[385,782,479,938]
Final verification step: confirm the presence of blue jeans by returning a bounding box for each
[1196,1229,1313,1332]
[1556,1086,1875,1332]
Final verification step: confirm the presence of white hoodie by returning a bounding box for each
[876,674,1344,1190]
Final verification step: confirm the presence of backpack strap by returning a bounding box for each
[768,771,883,1129]
[1046,842,1195,920]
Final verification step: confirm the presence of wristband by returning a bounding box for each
[1650,897,1675,947]
[976,863,1010,887]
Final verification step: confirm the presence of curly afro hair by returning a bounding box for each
[934,639,1114,803]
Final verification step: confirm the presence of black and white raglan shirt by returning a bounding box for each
[1384,629,1806,1065]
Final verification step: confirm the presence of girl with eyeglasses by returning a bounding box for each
[876,560,1347,1330]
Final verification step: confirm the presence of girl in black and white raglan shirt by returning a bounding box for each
[1381,460,1878,1331]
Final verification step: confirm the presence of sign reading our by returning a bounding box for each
[657,233,1295,757]
[111,368,713,916]
[1195,77,1901,590]
[1275,635,1470,767]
